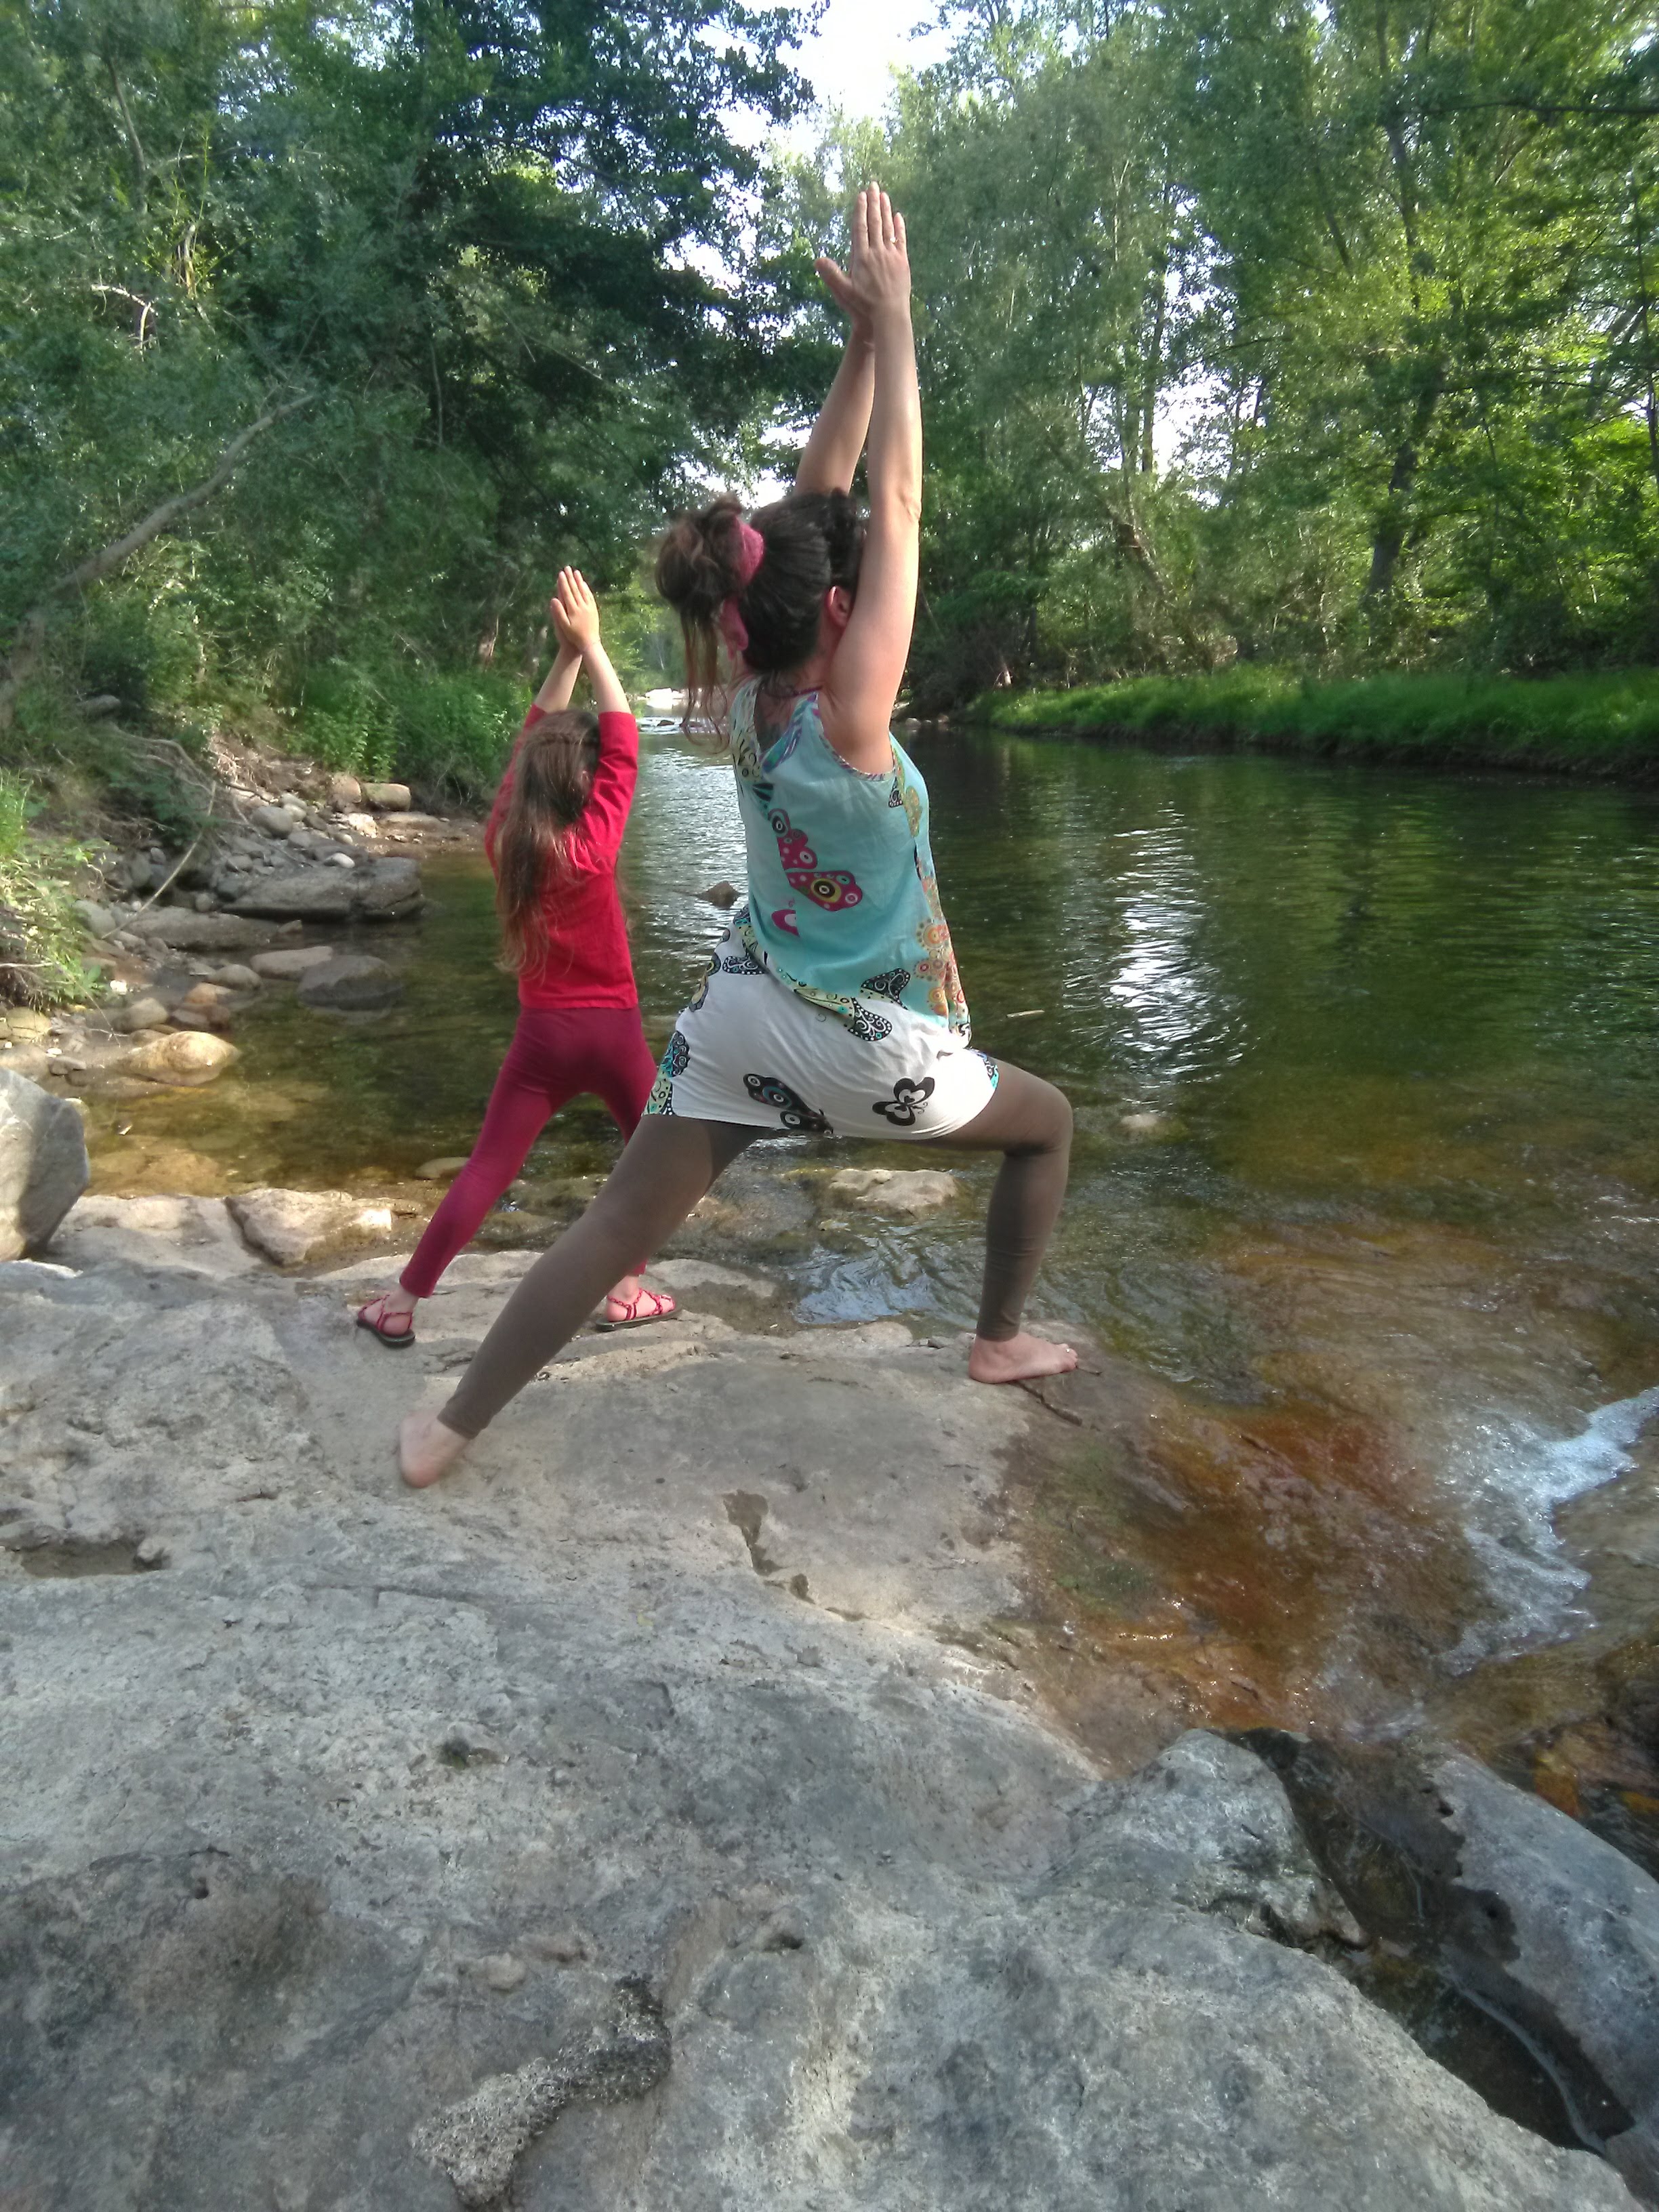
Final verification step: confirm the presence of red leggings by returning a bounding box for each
[399,1005,659,1298]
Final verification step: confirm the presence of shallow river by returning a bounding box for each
[89,729,1659,1828]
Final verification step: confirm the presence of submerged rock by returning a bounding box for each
[226,1186,394,1265]
[827,1166,960,1214]
[117,1030,238,1086]
[296,954,403,1012]
[0,1068,88,1260]
[251,945,336,979]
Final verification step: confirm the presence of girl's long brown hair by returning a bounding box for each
[494,709,601,975]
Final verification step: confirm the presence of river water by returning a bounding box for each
[88,728,1659,1833]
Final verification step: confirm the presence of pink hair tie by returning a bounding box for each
[718,517,767,660]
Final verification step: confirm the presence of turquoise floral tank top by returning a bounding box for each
[727,679,969,1038]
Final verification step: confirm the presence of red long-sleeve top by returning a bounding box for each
[484,705,641,1009]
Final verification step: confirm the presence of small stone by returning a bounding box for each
[192,891,218,914]
[212,964,260,991]
[439,1721,506,1766]
[134,1536,169,1569]
[251,946,335,979]
[476,1952,527,1993]
[180,981,231,1012]
[250,804,295,837]
[362,781,412,812]
[752,1906,806,1952]
[325,853,356,870]
[115,995,171,1033]
[700,880,741,907]
[415,1157,470,1182]
[74,898,118,937]
[525,1927,590,1964]
[328,773,363,806]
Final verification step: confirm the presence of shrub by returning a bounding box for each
[0,771,96,1006]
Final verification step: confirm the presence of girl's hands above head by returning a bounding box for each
[552,567,601,653]
[837,184,910,332]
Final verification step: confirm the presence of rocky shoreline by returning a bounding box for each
[1,755,472,1109]
[1,1196,1657,2207]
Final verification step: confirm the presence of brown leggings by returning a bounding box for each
[440,1061,1073,1438]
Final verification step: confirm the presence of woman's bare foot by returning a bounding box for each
[968,1332,1079,1385]
[398,1408,469,1489]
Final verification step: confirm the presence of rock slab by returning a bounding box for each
[0,1241,1641,2209]
[0,1067,89,1259]
[226,1186,395,1265]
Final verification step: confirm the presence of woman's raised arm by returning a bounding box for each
[819,186,920,776]
[794,246,876,495]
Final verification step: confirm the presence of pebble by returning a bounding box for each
[475,1952,527,1993]
[212,964,261,991]
[134,1536,169,1569]
[701,880,741,907]
[325,853,356,870]
[439,1721,506,1766]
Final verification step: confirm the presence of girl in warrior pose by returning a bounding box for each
[398,187,1074,1486]
[357,569,675,1347]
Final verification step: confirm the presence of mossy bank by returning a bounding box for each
[972,669,1659,783]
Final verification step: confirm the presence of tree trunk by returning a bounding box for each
[1364,369,1443,602]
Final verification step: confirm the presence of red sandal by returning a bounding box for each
[593,1286,678,1334]
[356,1292,417,1349]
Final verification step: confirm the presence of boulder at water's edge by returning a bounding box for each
[0,1067,89,1258]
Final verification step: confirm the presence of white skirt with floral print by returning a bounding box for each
[647,921,999,1140]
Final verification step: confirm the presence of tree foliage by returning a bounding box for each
[855,0,1659,702]
[0,0,812,757]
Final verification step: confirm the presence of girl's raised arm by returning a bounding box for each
[819,187,920,777]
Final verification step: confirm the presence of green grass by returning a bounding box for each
[295,663,524,800]
[972,668,1659,780]
[0,770,96,1008]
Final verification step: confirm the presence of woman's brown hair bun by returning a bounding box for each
[655,489,865,722]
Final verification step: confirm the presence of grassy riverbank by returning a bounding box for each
[971,669,1659,781]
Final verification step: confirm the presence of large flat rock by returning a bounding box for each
[0,1244,1637,2211]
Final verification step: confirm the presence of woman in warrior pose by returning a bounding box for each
[357,569,675,1347]
[398,186,1075,1486]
